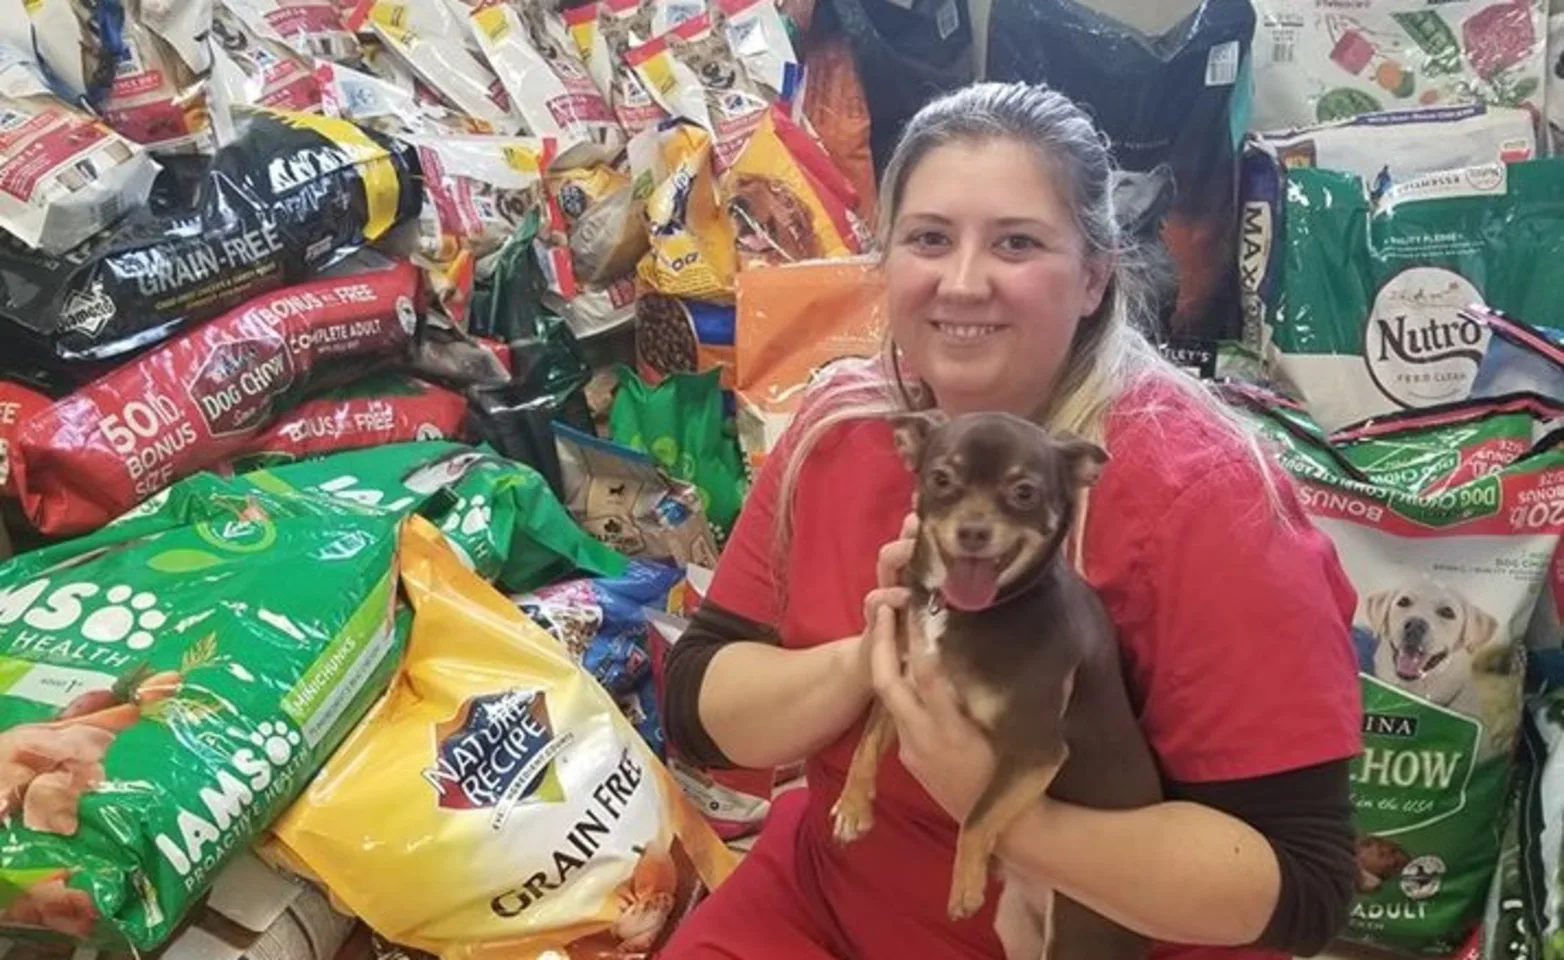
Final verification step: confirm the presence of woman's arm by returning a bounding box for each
[662,602,873,770]
[698,635,871,769]
[999,800,1280,946]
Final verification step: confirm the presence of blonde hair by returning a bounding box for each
[773,82,1283,578]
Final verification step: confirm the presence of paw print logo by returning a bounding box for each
[82,586,167,651]
[249,721,302,767]
[443,495,492,538]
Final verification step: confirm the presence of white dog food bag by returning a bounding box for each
[1250,0,1548,133]
[1234,387,1564,955]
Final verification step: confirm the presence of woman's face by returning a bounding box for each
[884,138,1109,417]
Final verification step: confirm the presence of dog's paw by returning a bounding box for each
[830,796,874,845]
[946,879,987,922]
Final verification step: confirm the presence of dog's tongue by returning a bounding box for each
[941,558,1001,611]
[1395,649,1424,680]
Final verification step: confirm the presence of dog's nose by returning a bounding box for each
[956,523,991,553]
[1403,618,1428,647]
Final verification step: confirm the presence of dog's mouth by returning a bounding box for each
[939,545,1021,612]
[1394,646,1448,681]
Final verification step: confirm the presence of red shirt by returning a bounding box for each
[703,371,1363,960]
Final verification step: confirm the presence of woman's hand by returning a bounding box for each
[862,514,998,824]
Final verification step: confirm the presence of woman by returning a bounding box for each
[660,82,1362,960]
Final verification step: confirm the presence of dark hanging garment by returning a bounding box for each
[823,0,976,176]
[986,0,1255,349]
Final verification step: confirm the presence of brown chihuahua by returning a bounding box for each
[831,411,1162,960]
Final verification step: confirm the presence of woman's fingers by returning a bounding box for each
[900,512,919,540]
[877,538,915,589]
[867,606,933,738]
[863,586,911,627]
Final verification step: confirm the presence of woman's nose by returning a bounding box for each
[938,241,990,302]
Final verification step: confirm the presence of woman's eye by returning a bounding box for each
[904,230,949,251]
[997,234,1043,254]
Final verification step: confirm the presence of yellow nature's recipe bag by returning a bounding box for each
[267,518,737,960]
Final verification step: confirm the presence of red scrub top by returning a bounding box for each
[661,371,1363,960]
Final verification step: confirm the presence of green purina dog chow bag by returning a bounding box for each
[1267,158,1564,432]
[0,488,408,951]
[1233,387,1564,954]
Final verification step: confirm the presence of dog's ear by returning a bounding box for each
[1462,604,1501,652]
[890,411,947,469]
[1363,590,1395,639]
[1055,434,1109,489]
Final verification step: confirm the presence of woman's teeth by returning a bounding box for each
[934,323,1000,340]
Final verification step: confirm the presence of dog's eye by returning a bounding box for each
[1396,596,1413,608]
[929,468,955,493]
[1436,605,1456,620]
[1008,481,1039,509]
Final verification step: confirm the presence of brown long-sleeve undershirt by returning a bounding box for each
[662,601,1356,957]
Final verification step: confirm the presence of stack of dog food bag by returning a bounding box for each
[0,0,898,957]
[7,1,1564,959]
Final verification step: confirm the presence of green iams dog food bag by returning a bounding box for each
[1266,157,1564,432]
[1233,387,1564,954]
[0,486,408,951]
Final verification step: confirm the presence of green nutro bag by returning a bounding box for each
[0,491,408,951]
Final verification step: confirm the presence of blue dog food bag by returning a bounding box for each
[1233,387,1564,955]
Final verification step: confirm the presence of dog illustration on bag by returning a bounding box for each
[1361,577,1523,759]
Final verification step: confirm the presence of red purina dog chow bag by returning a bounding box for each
[1234,387,1564,955]
[13,258,420,536]
[0,383,50,500]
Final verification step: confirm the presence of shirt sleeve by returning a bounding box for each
[1141,459,1363,784]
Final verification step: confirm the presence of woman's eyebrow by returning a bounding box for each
[898,212,953,225]
[993,216,1052,230]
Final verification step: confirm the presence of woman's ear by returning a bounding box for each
[1081,257,1113,319]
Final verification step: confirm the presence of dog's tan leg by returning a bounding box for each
[949,668,1075,921]
[831,703,897,844]
[994,872,1052,960]
[949,757,1065,921]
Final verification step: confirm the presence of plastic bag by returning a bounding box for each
[211,1,324,116]
[357,0,521,136]
[0,382,49,499]
[266,517,738,960]
[0,487,406,951]
[224,0,361,65]
[608,367,746,541]
[627,12,769,170]
[554,424,721,568]
[1468,308,1564,405]
[549,162,648,285]
[463,0,624,157]
[635,121,738,302]
[1266,158,1564,432]
[228,374,469,473]
[13,258,420,536]
[733,259,884,470]
[313,59,484,137]
[800,27,876,226]
[1250,0,1548,132]
[404,134,561,266]
[633,294,736,388]
[0,109,422,375]
[1236,389,1564,955]
[96,0,219,155]
[0,45,159,255]
[513,559,682,703]
[718,0,797,98]
[721,103,865,269]
[563,2,615,101]
[1238,103,1538,353]
[987,0,1254,344]
[597,0,671,136]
